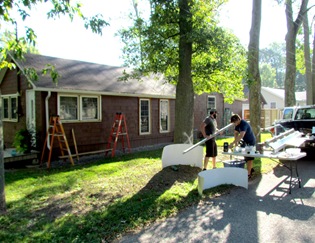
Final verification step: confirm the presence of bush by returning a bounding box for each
[12,129,33,153]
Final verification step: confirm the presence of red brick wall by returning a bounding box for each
[38,93,175,159]
[1,69,28,148]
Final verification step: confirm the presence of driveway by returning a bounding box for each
[118,159,315,242]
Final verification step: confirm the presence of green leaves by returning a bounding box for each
[0,0,108,75]
[47,0,80,20]
[41,63,61,85]
[84,14,109,35]
[25,27,36,46]
[23,67,38,82]
[120,0,247,102]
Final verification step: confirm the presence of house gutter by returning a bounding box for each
[32,87,176,99]
[45,91,51,149]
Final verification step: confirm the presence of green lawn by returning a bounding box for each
[0,133,277,242]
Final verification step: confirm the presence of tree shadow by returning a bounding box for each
[117,160,315,242]
[1,163,202,242]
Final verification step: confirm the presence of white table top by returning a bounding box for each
[222,151,307,161]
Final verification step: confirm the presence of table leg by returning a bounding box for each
[289,160,293,194]
[295,160,301,188]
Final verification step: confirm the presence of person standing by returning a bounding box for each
[229,114,256,178]
[200,109,219,170]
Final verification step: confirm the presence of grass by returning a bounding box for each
[0,133,276,242]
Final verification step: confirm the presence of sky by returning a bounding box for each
[5,0,291,66]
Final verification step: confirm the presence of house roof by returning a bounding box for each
[261,86,306,102]
[12,53,176,98]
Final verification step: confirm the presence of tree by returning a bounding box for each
[0,0,107,214]
[248,0,262,141]
[259,63,277,88]
[120,0,247,144]
[176,0,194,143]
[312,21,315,104]
[283,0,308,106]
[302,8,312,104]
[1,30,40,55]
[260,43,286,88]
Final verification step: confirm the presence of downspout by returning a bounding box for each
[45,91,51,149]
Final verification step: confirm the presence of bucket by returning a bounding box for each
[223,160,246,168]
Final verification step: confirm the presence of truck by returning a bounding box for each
[271,105,315,157]
[273,105,315,135]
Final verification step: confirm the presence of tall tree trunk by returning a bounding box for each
[312,23,315,104]
[284,0,308,106]
[174,0,194,143]
[0,93,6,214]
[303,10,312,105]
[248,0,262,142]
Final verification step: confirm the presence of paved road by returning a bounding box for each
[118,159,315,243]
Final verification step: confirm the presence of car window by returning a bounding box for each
[306,108,315,119]
[283,109,294,119]
[295,109,305,119]
[295,108,315,119]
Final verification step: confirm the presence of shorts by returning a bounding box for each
[205,139,217,157]
[244,156,254,162]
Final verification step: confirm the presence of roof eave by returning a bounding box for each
[32,87,176,99]
[8,53,37,89]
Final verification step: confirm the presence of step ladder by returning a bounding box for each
[40,116,74,168]
[106,112,131,157]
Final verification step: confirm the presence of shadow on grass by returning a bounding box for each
[1,162,202,242]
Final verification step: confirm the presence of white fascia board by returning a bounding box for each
[32,87,176,99]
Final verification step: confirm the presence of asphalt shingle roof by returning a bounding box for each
[15,53,176,98]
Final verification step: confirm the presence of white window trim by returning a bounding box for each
[58,94,102,122]
[139,98,151,135]
[2,93,19,122]
[207,95,216,115]
[159,99,170,133]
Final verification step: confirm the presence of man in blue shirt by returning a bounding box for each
[229,114,256,178]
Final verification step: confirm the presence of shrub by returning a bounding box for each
[12,129,33,153]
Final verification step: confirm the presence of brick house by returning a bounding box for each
[0,53,245,160]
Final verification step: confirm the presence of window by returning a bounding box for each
[58,94,101,122]
[139,99,150,134]
[207,96,216,115]
[270,102,276,109]
[283,108,294,120]
[59,96,78,120]
[2,95,18,121]
[160,99,169,132]
[81,97,98,120]
[296,108,315,120]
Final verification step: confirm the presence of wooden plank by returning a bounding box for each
[4,151,39,163]
[58,149,112,159]
[71,129,80,161]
